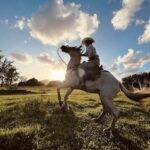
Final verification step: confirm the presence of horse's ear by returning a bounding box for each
[60,45,65,49]
[60,45,70,53]
[60,45,66,52]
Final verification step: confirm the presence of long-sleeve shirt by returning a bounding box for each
[84,44,98,60]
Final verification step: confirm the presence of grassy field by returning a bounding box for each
[0,87,149,150]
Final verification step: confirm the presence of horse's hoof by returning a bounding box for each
[59,101,63,106]
[60,104,68,112]
[103,128,111,133]
[103,128,113,137]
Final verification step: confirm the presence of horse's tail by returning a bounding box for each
[119,83,150,102]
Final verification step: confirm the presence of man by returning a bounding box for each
[80,37,100,70]
[79,37,100,87]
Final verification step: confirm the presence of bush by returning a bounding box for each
[18,78,44,87]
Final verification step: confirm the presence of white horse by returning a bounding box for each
[57,45,150,131]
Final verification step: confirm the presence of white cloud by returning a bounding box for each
[108,0,117,4]
[111,0,144,30]
[110,49,150,76]
[0,19,9,25]
[4,19,9,25]
[37,53,55,64]
[135,19,145,26]
[37,52,66,71]
[138,19,150,44]
[110,61,118,71]
[28,0,99,45]
[14,17,29,30]
[117,49,150,69]
[10,53,32,64]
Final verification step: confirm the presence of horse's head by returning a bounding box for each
[60,45,82,57]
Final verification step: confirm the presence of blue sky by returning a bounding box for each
[0,0,150,80]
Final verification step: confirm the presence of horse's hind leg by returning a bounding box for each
[93,111,107,123]
[93,93,107,123]
[109,100,120,131]
[110,116,118,131]
[100,95,120,131]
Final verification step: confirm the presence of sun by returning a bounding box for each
[50,69,66,81]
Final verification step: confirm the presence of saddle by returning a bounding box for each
[83,65,103,81]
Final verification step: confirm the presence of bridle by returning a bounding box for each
[57,47,67,66]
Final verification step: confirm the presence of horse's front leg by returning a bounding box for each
[62,87,73,110]
[57,86,63,106]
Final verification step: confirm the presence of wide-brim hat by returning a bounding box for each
[82,37,95,44]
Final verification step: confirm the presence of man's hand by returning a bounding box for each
[81,53,88,57]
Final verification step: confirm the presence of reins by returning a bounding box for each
[57,47,67,66]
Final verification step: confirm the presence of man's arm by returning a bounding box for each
[81,53,88,57]
[81,51,88,57]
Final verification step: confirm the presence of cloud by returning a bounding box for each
[110,48,150,76]
[138,19,150,44]
[108,0,117,4]
[10,53,32,64]
[135,19,145,26]
[0,19,9,25]
[110,61,118,71]
[14,17,29,30]
[117,49,150,69]
[28,0,99,45]
[37,53,55,64]
[37,52,66,69]
[111,0,144,30]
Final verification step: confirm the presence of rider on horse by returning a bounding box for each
[80,37,100,70]
[80,37,100,87]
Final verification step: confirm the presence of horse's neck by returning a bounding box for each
[67,56,81,69]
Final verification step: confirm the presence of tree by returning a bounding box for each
[5,66,19,86]
[47,80,61,87]
[25,78,43,86]
[0,51,19,86]
[19,76,27,82]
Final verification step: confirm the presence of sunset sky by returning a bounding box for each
[0,0,150,81]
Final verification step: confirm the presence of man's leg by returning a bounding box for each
[79,60,99,88]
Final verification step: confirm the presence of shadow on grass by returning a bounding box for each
[0,131,36,150]
[112,122,149,150]
[35,107,83,149]
[0,101,83,150]
[0,89,36,95]
[0,99,148,149]
[112,129,141,150]
[69,101,100,111]
[120,106,150,120]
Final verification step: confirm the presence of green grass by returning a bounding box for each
[0,87,149,149]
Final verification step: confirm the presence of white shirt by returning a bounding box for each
[84,44,97,58]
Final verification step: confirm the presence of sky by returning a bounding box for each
[0,0,150,81]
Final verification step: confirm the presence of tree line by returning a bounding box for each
[0,50,150,89]
[122,72,150,91]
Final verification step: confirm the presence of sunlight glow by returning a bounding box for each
[50,69,66,81]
